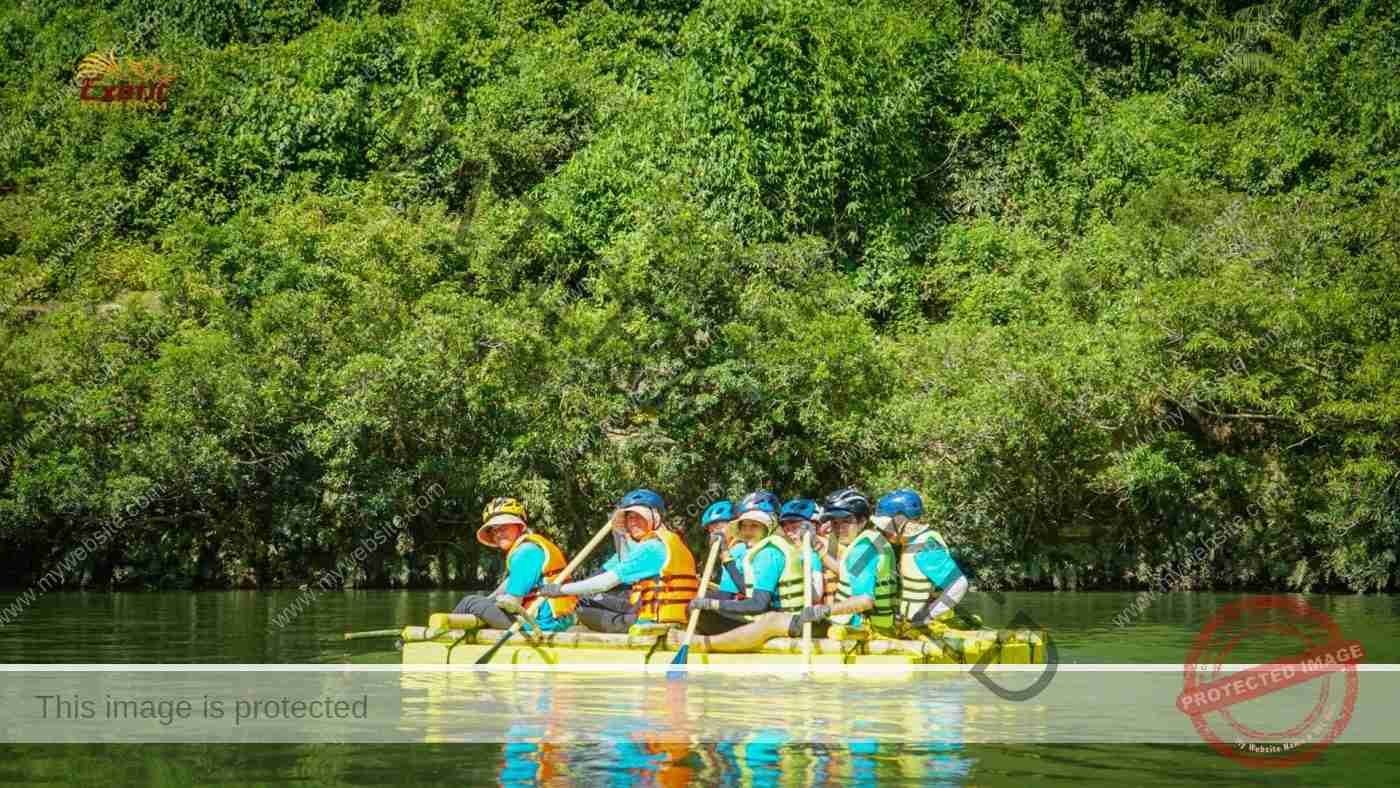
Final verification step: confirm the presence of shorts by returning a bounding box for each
[582,589,635,614]
[693,609,746,636]
[575,596,638,633]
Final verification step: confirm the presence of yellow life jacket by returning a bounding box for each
[739,532,809,618]
[628,529,699,624]
[508,533,578,617]
[834,529,898,633]
[898,527,953,625]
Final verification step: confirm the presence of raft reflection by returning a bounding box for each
[403,672,985,785]
[496,737,973,786]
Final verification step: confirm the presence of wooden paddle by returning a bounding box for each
[341,628,403,641]
[668,535,725,674]
[474,519,615,665]
[342,614,481,642]
[802,525,814,668]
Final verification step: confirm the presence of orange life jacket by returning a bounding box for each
[509,533,578,617]
[627,529,699,623]
[818,538,838,606]
[643,740,695,788]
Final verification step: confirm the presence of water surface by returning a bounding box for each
[1,590,1398,785]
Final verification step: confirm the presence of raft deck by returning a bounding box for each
[399,620,1049,666]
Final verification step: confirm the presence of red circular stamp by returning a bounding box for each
[1177,596,1364,768]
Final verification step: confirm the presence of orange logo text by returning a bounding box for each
[75,50,176,109]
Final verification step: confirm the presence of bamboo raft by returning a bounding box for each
[398,613,1050,666]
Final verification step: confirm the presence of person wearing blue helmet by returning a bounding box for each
[874,489,973,632]
[794,487,900,637]
[670,495,827,652]
[539,488,698,632]
[775,498,829,614]
[680,491,793,637]
[697,499,748,601]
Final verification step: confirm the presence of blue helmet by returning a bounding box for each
[618,488,666,516]
[779,498,819,523]
[701,500,734,528]
[875,489,924,520]
[737,490,779,516]
[820,487,870,520]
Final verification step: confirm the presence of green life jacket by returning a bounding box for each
[835,529,897,634]
[740,532,806,619]
[898,527,955,625]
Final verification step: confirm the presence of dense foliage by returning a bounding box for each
[2,0,1397,592]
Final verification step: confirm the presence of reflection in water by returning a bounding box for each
[476,674,978,786]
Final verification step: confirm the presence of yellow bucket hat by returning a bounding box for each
[477,497,528,547]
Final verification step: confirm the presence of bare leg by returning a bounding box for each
[678,612,794,653]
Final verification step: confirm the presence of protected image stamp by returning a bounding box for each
[1177,596,1364,768]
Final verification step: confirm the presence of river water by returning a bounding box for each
[1,589,1399,785]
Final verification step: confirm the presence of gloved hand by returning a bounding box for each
[798,604,832,625]
[687,597,717,614]
[537,583,564,598]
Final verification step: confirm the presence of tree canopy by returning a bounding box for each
[2,0,1397,592]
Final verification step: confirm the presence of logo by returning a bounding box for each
[1178,596,1362,768]
[75,50,176,110]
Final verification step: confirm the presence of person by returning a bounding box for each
[796,487,899,638]
[874,489,977,633]
[814,507,839,607]
[678,491,786,637]
[672,495,827,651]
[451,497,578,632]
[777,498,829,611]
[539,489,698,632]
[696,500,747,601]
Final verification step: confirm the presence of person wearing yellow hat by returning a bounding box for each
[450,497,578,632]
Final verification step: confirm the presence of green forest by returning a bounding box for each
[1,0,1397,594]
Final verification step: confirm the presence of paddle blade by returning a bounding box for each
[666,645,690,679]
[475,629,515,665]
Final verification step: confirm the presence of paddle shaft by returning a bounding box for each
[677,537,725,655]
[476,518,616,664]
[342,628,402,641]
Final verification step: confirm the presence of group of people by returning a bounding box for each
[452,486,976,652]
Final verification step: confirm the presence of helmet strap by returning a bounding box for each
[874,515,899,540]
[890,515,913,542]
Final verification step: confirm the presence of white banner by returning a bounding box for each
[1,664,1397,745]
